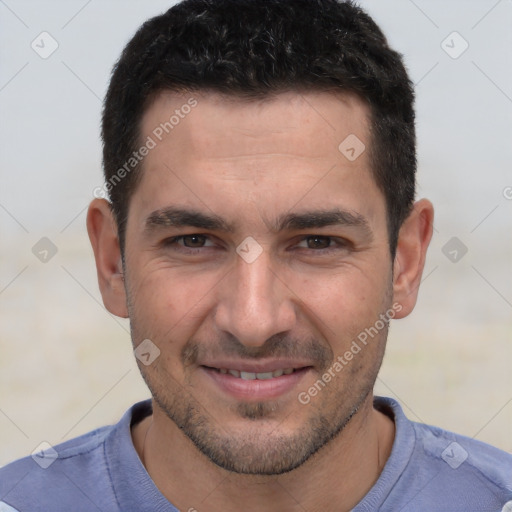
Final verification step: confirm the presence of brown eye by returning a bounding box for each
[305,236,332,249]
[181,234,207,247]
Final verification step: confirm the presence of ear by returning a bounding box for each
[86,199,129,318]
[392,198,434,319]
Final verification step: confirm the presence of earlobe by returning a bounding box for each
[86,199,129,318]
[392,199,434,319]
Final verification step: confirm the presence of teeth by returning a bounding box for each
[255,372,273,380]
[219,368,295,379]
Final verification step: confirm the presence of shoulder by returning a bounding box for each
[0,425,116,511]
[370,397,512,511]
[411,419,512,494]
[0,398,155,512]
[0,400,152,511]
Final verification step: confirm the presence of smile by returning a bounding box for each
[201,364,311,401]
[215,368,296,380]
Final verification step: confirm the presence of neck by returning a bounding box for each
[132,394,395,512]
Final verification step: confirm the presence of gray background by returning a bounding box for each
[1,0,511,465]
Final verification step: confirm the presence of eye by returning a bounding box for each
[163,234,215,249]
[180,234,209,248]
[297,236,336,250]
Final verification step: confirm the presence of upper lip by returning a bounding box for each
[199,359,313,373]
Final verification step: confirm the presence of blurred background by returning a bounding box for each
[0,0,511,466]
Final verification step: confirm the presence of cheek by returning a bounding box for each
[292,262,389,313]
[126,262,219,340]
[289,263,392,352]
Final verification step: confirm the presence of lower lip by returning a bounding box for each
[201,367,311,401]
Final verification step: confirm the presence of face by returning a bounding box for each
[122,90,395,475]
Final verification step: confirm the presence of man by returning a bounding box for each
[1,0,510,510]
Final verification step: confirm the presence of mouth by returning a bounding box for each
[200,364,312,401]
[209,367,298,380]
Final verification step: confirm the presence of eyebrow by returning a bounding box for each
[144,207,372,238]
[270,209,373,238]
[145,208,233,233]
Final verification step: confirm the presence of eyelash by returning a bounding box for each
[162,234,349,253]
[161,235,213,254]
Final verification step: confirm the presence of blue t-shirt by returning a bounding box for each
[1,397,511,511]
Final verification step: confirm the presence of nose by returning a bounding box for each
[214,248,297,348]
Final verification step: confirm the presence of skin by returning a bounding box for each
[87,90,433,511]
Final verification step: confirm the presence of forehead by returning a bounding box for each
[141,89,371,161]
[131,89,383,232]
